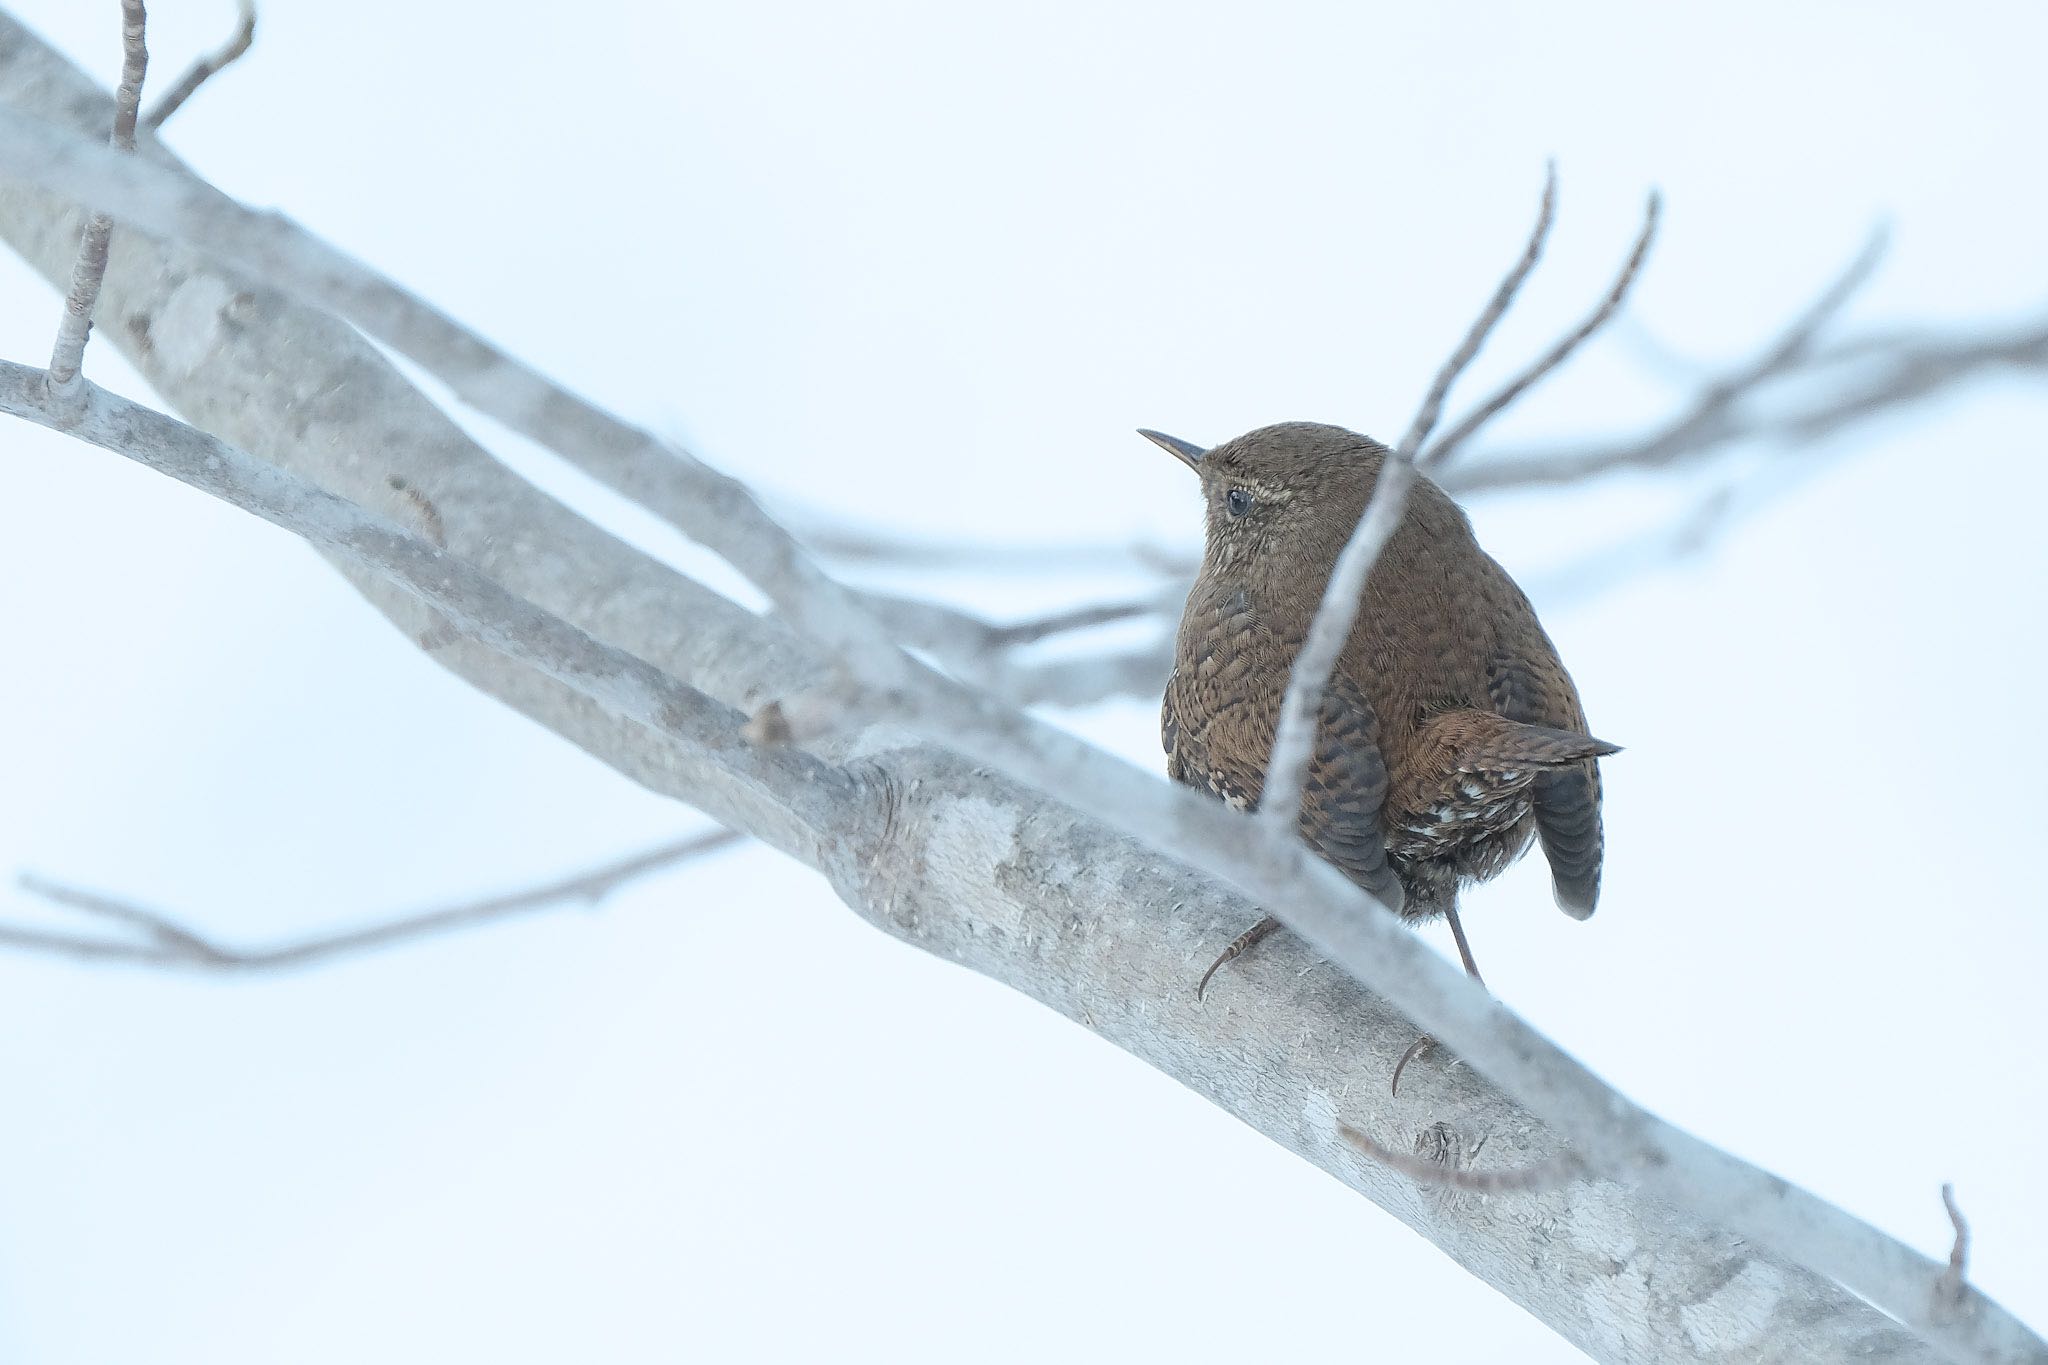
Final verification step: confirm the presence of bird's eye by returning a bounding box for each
[1225,488,1254,518]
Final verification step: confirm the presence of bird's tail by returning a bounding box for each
[1429,710,1620,774]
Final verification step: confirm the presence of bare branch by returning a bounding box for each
[1776,320,2048,443]
[794,513,1193,576]
[1259,165,1558,843]
[993,642,1174,707]
[45,0,148,400]
[1444,227,1892,497]
[853,586,1173,704]
[856,586,1164,657]
[1337,1120,1582,1195]
[0,79,2038,1357]
[0,361,856,846]
[2,112,925,694]
[1397,161,1559,458]
[1423,190,1662,470]
[983,597,1163,648]
[3,828,741,970]
[141,0,255,130]
[0,346,2005,1361]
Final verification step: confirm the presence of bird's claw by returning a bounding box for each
[1195,915,1282,1002]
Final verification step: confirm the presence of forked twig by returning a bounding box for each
[1396,161,1559,458]
[1423,191,1662,470]
[3,827,743,971]
[1446,226,1891,497]
[1259,162,1560,840]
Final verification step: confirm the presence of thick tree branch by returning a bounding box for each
[0,107,921,695]
[0,174,1999,1365]
[0,95,1549,1133]
[0,361,856,859]
[0,25,2037,1362]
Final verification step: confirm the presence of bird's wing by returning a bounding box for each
[1165,666,1399,907]
[1161,666,1205,788]
[1161,666,1254,810]
[1297,674,1404,909]
[1486,651,1605,918]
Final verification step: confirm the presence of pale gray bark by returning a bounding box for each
[0,15,2035,1363]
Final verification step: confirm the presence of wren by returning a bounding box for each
[1145,421,1616,1011]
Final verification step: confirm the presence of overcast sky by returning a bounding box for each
[2,3,2045,1361]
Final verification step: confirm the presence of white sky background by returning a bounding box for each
[1,2,2044,1361]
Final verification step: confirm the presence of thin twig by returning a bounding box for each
[1259,164,1559,841]
[141,0,255,131]
[1337,1121,1581,1195]
[4,828,743,971]
[848,588,1173,704]
[971,641,1174,708]
[1778,321,2048,441]
[46,0,149,402]
[795,516,1191,575]
[856,587,1165,657]
[1423,190,1662,470]
[806,300,2043,617]
[1397,161,1558,458]
[985,598,1162,648]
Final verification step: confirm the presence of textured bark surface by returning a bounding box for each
[0,16,1961,1361]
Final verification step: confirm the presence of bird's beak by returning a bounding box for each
[1137,428,1206,471]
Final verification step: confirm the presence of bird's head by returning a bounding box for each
[1140,421,1391,575]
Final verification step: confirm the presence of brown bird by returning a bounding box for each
[1145,421,1616,1012]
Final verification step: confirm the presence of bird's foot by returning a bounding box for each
[1195,915,1282,1002]
[1390,904,1485,1093]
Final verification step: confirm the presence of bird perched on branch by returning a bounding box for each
[1145,421,1616,1011]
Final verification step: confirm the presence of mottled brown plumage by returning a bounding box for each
[1147,421,1615,996]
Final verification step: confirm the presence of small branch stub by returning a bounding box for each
[1936,1182,1971,1316]
[744,700,793,746]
